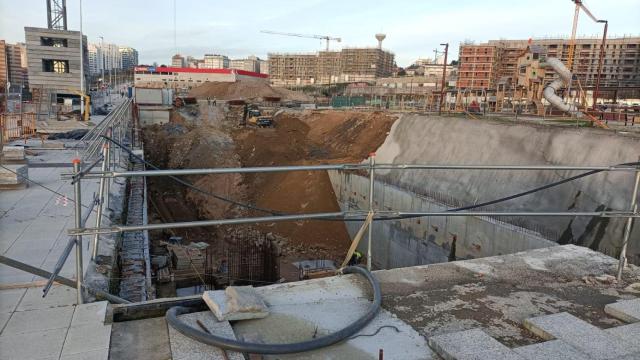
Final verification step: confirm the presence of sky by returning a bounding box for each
[1,0,639,67]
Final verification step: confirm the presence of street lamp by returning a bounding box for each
[593,19,608,111]
[438,43,449,116]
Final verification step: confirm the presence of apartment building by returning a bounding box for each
[0,41,28,91]
[457,37,640,91]
[119,46,139,70]
[171,54,185,68]
[201,54,229,69]
[229,56,259,73]
[268,47,395,86]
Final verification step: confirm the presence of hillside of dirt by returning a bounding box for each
[144,109,397,281]
[188,79,312,102]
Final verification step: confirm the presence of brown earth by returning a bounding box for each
[143,109,396,281]
[188,79,312,102]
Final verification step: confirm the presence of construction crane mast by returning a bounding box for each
[46,0,67,30]
[261,30,341,51]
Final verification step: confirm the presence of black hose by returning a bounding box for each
[165,266,381,354]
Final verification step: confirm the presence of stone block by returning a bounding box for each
[604,322,640,346]
[523,312,640,359]
[604,298,640,323]
[2,146,25,160]
[428,328,524,360]
[513,340,589,360]
[203,286,269,321]
[0,164,28,187]
[71,301,108,326]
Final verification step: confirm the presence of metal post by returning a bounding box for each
[438,43,449,116]
[367,153,376,271]
[617,163,640,280]
[79,0,84,119]
[91,142,109,260]
[72,158,84,304]
[593,20,608,111]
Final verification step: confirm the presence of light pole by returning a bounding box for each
[438,43,449,116]
[79,0,85,118]
[99,36,105,103]
[593,19,608,111]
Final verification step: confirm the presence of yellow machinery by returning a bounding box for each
[66,88,91,121]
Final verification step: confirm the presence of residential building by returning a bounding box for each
[200,54,229,69]
[268,47,395,86]
[171,54,185,68]
[119,46,138,70]
[229,55,259,73]
[5,42,29,91]
[457,37,640,91]
[258,58,269,75]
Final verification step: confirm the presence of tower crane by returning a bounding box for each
[261,30,341,51]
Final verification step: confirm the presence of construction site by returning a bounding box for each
[2,0,640,359]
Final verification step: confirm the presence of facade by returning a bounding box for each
[457,37,640,91]
[88,43,99,74]
[268,47,395,86]
[171,54,185,68]
[258,59,269,75]
[24,27,88,94]
[133,66,268,89]
[229,56,259,73]
[0,41,29,92]
[119,46,138,70]
[201,54,229,69]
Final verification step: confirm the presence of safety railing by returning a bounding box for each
[51,135,640,304]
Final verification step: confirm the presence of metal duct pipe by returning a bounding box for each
[543,57,582,117]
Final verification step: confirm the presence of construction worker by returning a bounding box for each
[349,250,363,266]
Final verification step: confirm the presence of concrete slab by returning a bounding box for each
[60,348,109,360]
[604,298,640,323]
[523,312,640,359]
[71,301,108,326]
[512,340,590,360]
[61,323,112,357]
[604,322,640,346]
[0,327,67,360]
[109,317,172,360]
[0,312,11,332]
[167,311,243,360]
[17,285,77,311]
[0,288,26,313]
[427,329,524,360]
[3,305,74,334]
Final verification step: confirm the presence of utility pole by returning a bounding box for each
[593,20,608,110]
[99,36,105,103]
[79,0,84,118]
[438,43,449,116]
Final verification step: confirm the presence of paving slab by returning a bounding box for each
[203,286,269,321]
[61,323,112,357]
[71,301,108,326]
[17,285,77,311]
[0,288,26,313]
[109,317,172,360]
[428,328,524,360]
[168,311,243,360]
[604,298,640,323]
[523,312,640,359]
[3,305,74,334]
[60,348,109,360]
[512,340,590,360]
[0,327,67,360]
[604,322,640,346]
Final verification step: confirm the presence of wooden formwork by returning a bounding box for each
[0,113,37,142]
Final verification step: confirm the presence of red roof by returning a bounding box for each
[134,66,268,78]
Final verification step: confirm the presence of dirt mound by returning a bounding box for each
[188,79,312,102]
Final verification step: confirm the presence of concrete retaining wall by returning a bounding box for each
[358,114,640,264]
[329,170,556,269]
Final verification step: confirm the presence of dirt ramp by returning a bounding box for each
[188,79,312,102]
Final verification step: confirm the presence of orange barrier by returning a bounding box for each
[1,113,37,142]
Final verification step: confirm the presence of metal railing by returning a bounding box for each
[50,124,640,303]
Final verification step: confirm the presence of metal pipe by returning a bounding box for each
[92,143,109,260]
[617,165,640,280]
[72,159,84,304]
[593,20,608,111]
[67,211,638,236]
[62,163,638,179]
[367,154,375,271]
[543,57,582,117]
[438,43,448,116]
[0,255,129,304]
[43,195,97,297]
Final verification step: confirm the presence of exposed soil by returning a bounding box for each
[188,79,313,102]
[143,107,396,282]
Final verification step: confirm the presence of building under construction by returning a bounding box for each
[456,36,640,113]
[269,47,395,86]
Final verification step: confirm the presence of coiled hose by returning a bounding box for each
[165,266,381,354]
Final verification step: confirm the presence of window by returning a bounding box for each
[40,37,68,47]
[42,59,69,73]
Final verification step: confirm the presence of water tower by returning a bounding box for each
[375,33,386,49]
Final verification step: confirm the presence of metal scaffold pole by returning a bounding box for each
[367,153,376,271]
[617,161,640,280]
[72,158,84,304]
[92,141,109,260]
